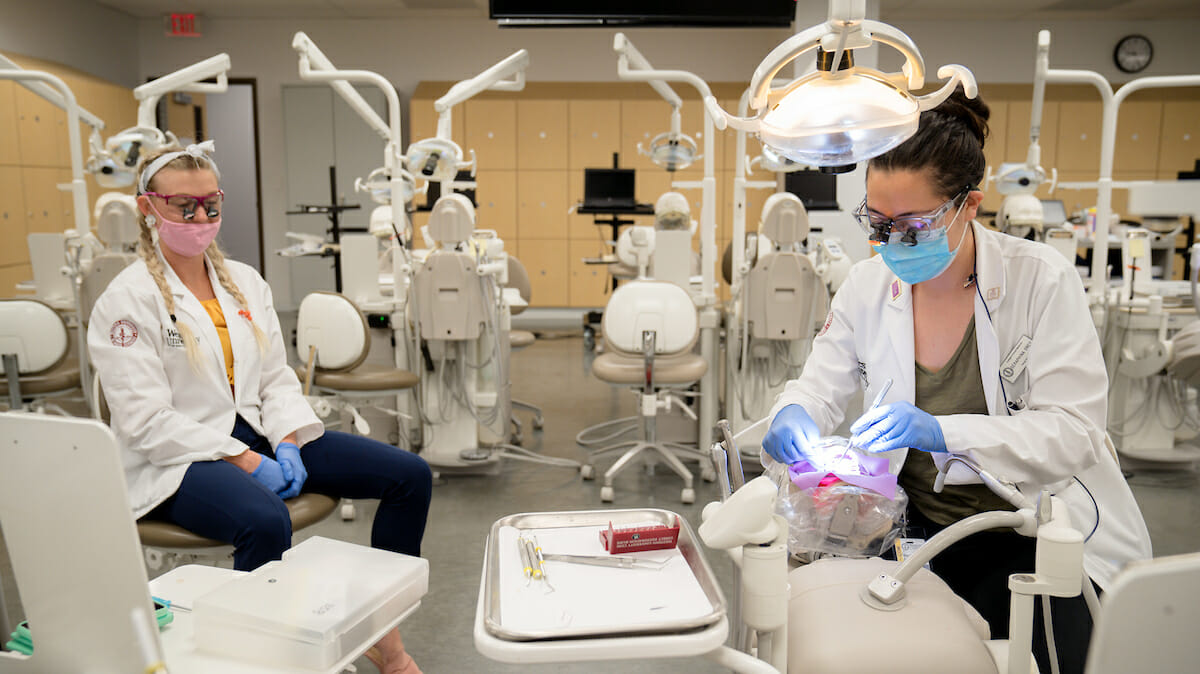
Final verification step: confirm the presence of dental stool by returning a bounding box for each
[578,279,711,503]
[0,298,81,413]
[295,291,420,519]
[505,255,545,443]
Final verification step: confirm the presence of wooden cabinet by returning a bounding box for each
[1157,101,1200,177]
[0,166,27,266]
[409,95,465,146]
[620,99,675,173]
[1055,102,1102,173]
[0,263,32,297]
[0,81,20,165]
[674,99,722,178]
[1114,101,1163,174]
[569,239,611,308]
[472,169,517,243]
[568,100,621,170]
[1005,101,1058,169]
[518,238,569,307]
[516,100,567,170]
[464,99,516,171]
[22,167,65,234]
[516,170,569,239]
[15,86,65,167]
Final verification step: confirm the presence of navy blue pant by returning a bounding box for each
[146,416,432,571]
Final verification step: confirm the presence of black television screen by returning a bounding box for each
[490,0,795,27]
[583,168,636,207]
[785,170,839,211]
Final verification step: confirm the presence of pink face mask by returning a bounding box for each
[148,202,221,258]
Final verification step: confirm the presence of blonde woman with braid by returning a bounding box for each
[88,142,430,674]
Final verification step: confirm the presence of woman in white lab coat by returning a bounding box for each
[762,89,1151,674]
[88,143,429,674]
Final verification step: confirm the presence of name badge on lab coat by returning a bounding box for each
[164,327,185,349]
[1000,335,1033,383]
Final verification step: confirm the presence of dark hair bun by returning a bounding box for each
[934,86,990,150]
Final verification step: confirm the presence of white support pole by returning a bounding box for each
[292,33,392,142]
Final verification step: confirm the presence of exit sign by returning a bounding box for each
[165,13,201,37]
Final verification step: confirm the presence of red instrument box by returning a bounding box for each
[599,517,681,553]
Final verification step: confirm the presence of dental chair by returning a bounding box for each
[295,290,420,519]
[0,412,165,672]
[505,255,545,443]
[0,299,81,414]
[88,383,339,570]
[578,277,711,503]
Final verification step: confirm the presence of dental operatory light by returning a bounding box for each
[641,132,699,172]
[405,137,473,183]
[356,166,418,206]
[753,144,806,174]
[703,0,977,174]
[86,126,172,189]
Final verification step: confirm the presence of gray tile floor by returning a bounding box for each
[4,334,1200,673]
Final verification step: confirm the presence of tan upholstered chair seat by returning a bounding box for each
[787,557,995,673]
[296,363,419,391]
[0,359,81,396]
[137,493,338,548]
[591,352,707,385]
[510,330,536,349]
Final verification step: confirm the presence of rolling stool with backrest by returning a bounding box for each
[578,279,712,503]
[295,291,420,519]
[0,299,82,414]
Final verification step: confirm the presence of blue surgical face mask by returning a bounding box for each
[876,200,969,285]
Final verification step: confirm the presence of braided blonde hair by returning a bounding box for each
[136,147,267,375]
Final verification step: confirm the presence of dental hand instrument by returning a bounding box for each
[542,553,669,570]
[840,378,893,464]
[517,534,533,585]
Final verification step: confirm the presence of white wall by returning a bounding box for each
[0,0,138,86]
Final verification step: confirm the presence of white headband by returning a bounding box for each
[137,140,221,194]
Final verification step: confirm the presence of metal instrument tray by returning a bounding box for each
[482,508,726,642]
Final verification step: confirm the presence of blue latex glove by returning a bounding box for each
[762,404,822,465]
[849,401,947,455]
[274,441,307,500]
[250,456,289,495]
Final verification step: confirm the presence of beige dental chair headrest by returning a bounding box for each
[761,192,810,246]
[428,193,476,245]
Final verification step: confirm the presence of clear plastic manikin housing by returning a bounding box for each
[639,132,700,172]
[405,137,473,183]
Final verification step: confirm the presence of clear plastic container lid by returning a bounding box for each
[759,70,919,167]
[193,536,429,645]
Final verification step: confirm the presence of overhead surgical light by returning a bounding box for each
[704,0,977,173]
[641,132,699,172]
[87,126,172,189]
[355,166,420,205]
[405,137,473,183]
[752,144,807,174]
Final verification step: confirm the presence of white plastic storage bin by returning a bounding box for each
[192,536,428,670]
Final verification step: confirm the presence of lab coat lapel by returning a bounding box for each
[159,247,226,385]
[971,221,1007,415]
[882,274,915,475]
[210,266,246,403]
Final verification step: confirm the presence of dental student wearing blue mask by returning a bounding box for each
[761,88,1150,674]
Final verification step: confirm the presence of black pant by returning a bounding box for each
[906,506,1095,674]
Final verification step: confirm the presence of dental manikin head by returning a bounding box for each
[654,192,692,232]
[858,87,988,286]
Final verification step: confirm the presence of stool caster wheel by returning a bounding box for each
[600,485,614,502]
[583,327,595,351]
[580,464,595,480]
[341,501,357,521]
[681,488,695,504]
[701,466,717,482]
[532,416,545,430]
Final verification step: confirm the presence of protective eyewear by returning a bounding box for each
[143,190,224,221]
[853,192,966,247]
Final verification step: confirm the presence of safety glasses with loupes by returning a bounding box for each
[143,190,224,221]
[853,188,969,247]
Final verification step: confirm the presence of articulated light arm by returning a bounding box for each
[433,49,529,141]
[133,53,230,130]
[293,33,393,144]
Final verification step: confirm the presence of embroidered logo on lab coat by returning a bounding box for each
[987,287,1000,300]
[110,320,138,347]
[818,311,833,337]
[890,280,901,300]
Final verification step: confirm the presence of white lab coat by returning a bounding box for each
[771,222,1151,589]
[88,247,323,519]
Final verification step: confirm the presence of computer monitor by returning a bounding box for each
[784,170,839,211]
[583,168,637,209]
[1040,199,1067,227]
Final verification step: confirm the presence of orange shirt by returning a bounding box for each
[200,298,235,389]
